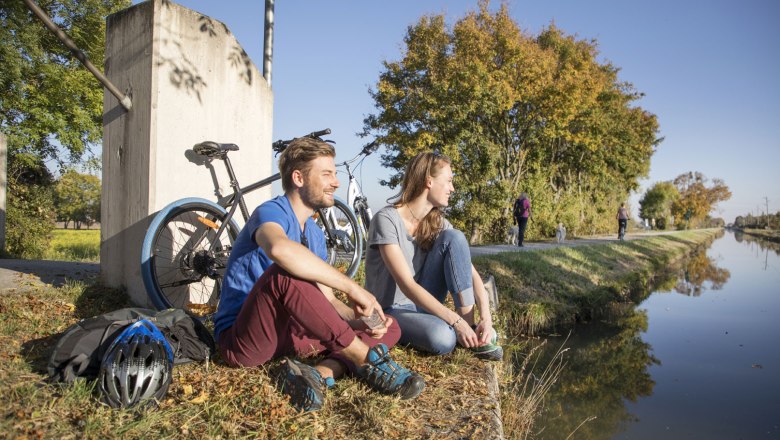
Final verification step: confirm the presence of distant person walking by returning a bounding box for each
[616,203,629,240]
[512,192,532,247]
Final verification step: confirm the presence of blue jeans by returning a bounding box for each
[386,229,475,355]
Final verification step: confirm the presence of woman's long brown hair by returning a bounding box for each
[390,152,452,251]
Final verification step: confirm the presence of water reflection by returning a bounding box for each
[665,249,730,296]
[532,246,731,439]
[533,311,659,439]
[733,229,780,258]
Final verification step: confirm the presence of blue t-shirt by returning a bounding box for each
[214,195,327,339]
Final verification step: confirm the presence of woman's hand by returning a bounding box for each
[453,318,479,348]
[474,320,494,346]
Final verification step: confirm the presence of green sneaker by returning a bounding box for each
[470,327,503,361]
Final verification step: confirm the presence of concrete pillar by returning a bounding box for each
[102,0,273,305]
[0,133,6,256]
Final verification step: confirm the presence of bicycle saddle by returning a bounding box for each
[193,141,239,158]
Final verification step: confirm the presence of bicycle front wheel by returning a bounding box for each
[141,199,240,317]
[316,197,363,279]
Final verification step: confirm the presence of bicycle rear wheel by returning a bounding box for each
[316,197,363,279]
[141,199,240,317]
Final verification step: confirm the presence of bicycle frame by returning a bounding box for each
[206,158,280,254]
[328,141,378,241]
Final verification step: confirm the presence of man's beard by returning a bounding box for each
[300,186,335,210]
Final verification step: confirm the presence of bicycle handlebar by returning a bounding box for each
[272,128,332,154]
[361,140,379,156]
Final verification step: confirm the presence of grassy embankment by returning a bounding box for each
[0,229,718,438]
[740,228,780,243]
[473,229,722,337]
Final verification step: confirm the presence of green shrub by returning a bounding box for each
[5,179,55,259]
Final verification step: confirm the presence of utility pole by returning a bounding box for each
[763,196,769,216]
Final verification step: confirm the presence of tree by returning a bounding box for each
[55,169,101,229]
[1,0,127,254]
[639,181,679,229]
[1,0,129,173]
[670,172,731,229]
[363,1,659,243]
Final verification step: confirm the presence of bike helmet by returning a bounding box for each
[98,319,174,408]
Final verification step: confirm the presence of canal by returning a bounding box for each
[533,231,780,439]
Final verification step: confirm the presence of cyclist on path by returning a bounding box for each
[617,202,630,240]
[364,152,503,361]
[214,137,425,412]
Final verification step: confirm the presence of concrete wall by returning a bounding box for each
[102,0,273,305]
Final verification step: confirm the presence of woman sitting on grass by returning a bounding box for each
[364,151,502,360]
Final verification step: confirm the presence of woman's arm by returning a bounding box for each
[378,244,479,347]
[470,266,495,345]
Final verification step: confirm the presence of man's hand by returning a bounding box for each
[348,315,393,339]
[349,285,386,322]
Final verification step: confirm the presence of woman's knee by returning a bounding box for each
[404,324,456,355]
[439,228,468,249]
[425,330,457,355]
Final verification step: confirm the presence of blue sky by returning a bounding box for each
[150,0,780,223]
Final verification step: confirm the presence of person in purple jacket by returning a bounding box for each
[512,192,532,247]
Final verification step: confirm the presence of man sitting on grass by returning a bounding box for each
[214,137,425,412]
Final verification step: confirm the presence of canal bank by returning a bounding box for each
[0,230,721,439]
[473,229,722,437]
[524,229,780,439]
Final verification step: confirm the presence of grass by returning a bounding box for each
[42,229,100,262]
[473,229,722,337]
[0,280,506,439]
[0,229,719,439]
[741,228,780,243]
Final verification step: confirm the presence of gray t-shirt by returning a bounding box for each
[364,206,452,308]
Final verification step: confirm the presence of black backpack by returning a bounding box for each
[47,307,215,383]
[513,197,527,218]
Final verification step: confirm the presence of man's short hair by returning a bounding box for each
[278,137,336,192]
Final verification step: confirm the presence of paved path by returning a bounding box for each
[0,232,657,291]
[469,233,639,257]
[0,259,99,291]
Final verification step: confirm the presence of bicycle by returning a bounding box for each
[329,140,379,250]
[618,219,627,241]
[140,129,363,316]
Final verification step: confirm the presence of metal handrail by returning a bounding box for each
[22,0,133,111]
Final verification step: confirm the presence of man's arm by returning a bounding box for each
[253,222,384,320]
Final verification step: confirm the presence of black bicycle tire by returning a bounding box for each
[317,198,363,279]
[143,201,239,316]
